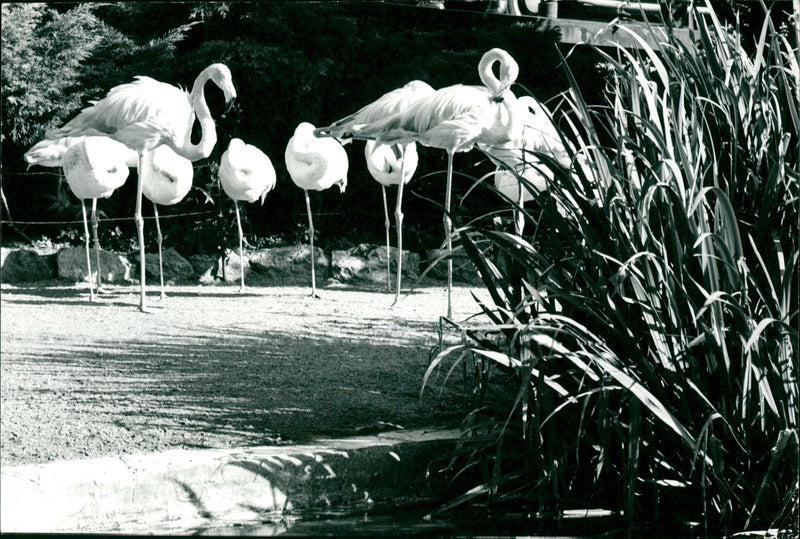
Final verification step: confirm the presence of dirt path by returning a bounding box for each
[1,281,489,467]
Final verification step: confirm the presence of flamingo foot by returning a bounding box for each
[310,292,321,299]
[238,285,246,294]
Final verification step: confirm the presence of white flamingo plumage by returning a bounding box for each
[285,122,349,298]
[219,138,277,291]
[364,140,418,303]
[313,80,435,141]
[140,145,195,300]
[350,48,524,318]
[29,63,236,312]
[484,95,569,234]
[61,136,130,301]
[314,80,432,306]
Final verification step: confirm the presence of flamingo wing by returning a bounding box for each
[25,128,140,168]
[315,80,435,139]
[355,84,494,152]
[46,76,193,148]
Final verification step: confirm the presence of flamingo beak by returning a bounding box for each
[224,98,236,117]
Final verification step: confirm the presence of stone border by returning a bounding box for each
[0,428,461,534]
[1,243,482,286]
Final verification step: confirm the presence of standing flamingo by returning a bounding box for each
[313,80,433,305]
[350,48,524,318]
[364,140,418,302]
[31,63,236,312]
[219,138,277,292]
[483,95,569,234]
[61,137,130,301]
[140,144,195,300]
[285,122,349,298]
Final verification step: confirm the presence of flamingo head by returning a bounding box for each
[480,48,519,98]
[206,63,237,113]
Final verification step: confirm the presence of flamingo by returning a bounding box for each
[30,63,236,312]
[28,137,194,298]
[364,140,418,303]
[285,122,349,298]
[313,80,435,141]
[483,95,569,234]
[60,136,130,301]
[140,145,195,300]
[218,138,277,292]
[313,80,433,305]
[350,48,525,318]
[313,80,432,304]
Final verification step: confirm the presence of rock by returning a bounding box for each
[142,248,194,283]
[330,243,420,284]
[0,248,55,282]
[188,254,220,284]
[248,245,329,285]
[423,249,482,285]
[219,249,247,283]
[56,247,132,283]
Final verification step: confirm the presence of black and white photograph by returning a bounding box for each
[1,0,798,536]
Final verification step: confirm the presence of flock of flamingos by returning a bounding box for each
[23,47,569,318]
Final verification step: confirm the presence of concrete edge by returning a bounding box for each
[0,428,461,534]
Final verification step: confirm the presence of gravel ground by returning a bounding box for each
[1,280,489,467]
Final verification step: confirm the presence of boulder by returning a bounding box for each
[56,247,132,283]
[219,249,247,284]
[188,254,220,284]
[248,245,329,285]
[142,248,194,283]
[330,243,420,284]
[0,248,55,282]
[423,249,482,285]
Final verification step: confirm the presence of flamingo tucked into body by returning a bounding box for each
[349,48,525,319]
[364,140,418,302]
[61,136,131,301]
[140,145,194,300]
[28,63,236,312]
[482,95,570,235]
[314,80,433,306]
[218,138,277,292]
[285,122,349,298]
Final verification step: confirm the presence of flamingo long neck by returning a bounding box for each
[180,70,219,162]
[479,49,519,98]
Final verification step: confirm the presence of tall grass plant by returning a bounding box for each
[424,5,799,535]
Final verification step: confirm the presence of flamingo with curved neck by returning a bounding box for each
[30,63,236,312]
[350,48,523,318]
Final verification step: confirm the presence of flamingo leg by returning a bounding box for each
[154,203,166,300]
[444,151,454,319]
[135,153,151,313]
[391,157,406,307]
[91,198,103,293]
[234,201,246,292]
[516,181,525,236]
[304,189,319,299]
[381,185,391,292]
[81,200,95,302]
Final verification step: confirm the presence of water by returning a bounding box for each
[180,505,627,537]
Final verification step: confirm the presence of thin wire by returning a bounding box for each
[0,210,215,226]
